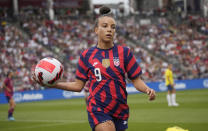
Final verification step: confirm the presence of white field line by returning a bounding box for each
[2,122,69,131]
[0,119,87,131]
[0,119,87,123]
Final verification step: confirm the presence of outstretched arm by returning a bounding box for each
[54,79,85,92]
[131,77,156,101]
[33,73,85,92]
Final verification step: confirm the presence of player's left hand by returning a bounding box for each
[146,88,156,101]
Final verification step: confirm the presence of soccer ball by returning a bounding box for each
[35,57,64,86]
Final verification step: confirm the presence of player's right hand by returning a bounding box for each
[31,65,46,87]
[32,72,44,86]
[31,72,57,88]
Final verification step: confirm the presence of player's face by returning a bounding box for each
[169,65,172,70]
[8,72,13,78]
[95,16,116,43]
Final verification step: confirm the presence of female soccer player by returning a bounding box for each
[1,72,16,121]
[165,64,179,107]
[33,6,156,131]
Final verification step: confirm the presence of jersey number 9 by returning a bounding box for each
[94,68,102,81]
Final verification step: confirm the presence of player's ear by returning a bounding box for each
[94,27,98,35]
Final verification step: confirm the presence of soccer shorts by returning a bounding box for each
[167,85,174,91]
[88,111,128,131]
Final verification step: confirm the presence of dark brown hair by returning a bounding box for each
[94,6,114,28]
[6,71,12,77]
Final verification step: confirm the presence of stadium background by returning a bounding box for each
[0,0,208,130]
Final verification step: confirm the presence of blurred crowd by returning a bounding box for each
[118,16,208,79]
[0,8,207,92]
[0,23,57,91]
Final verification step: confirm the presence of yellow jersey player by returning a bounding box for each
[165,64,179,107]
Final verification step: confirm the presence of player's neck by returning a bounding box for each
[97,41,114,49]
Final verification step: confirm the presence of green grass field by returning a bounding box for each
[0,89,208,131]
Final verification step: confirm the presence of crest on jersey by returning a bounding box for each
[102,59,110,68]
[113,57,120,67]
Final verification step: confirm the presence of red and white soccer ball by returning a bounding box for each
[34,57,64,86]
